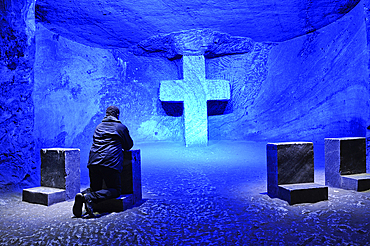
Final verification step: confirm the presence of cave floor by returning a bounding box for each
[1,141,369,245]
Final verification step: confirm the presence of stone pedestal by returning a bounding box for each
[22,148,80,206]
[325,137,370,191]
[122,149,142,203]
[366,128,370,173]
[267,142,328,205]
[93,194,134,213]
[97,149,142,212]
[22,187,66,206]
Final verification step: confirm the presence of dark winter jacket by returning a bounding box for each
[87,115,133,172]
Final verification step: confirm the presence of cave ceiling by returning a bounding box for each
[35,0,360,48]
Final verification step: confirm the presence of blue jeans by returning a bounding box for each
[83,165,121,203]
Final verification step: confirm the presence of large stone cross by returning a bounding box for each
[160,55,230,147]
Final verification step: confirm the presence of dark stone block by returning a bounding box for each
[41,149,66,189]
[120,150,142,204]
[267,142,327,205]
[367,136,370,173]
[325,137,369,191]
[22,187,66,206]
[277,143,314,185]
[279,183,328,205]
[93,194,134,213]
[341,174,370,191]
[325,139,341,188]
[22,148,80,206]
[340,138,366,175]
[40,148,80,199]
[267,144,279,197]
[102,149,142,207]
[267,142,314,197]
[122,149,142,204]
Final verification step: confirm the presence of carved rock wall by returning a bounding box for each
[34,24,183,184]
[254,2,369,143]
[364,0,370,172]
[209,2,369,143]
[0,0,36,191]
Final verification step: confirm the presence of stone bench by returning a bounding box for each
[325,137,370,191]
[267,142,328,205]
[92,149,142,213]
[22,148,80,206]
[22,148,142,211]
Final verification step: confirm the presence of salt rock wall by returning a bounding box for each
[0,0,36,190]
[34,2,369,185]
[209,1,369,144]
[363,0,370,172]
[34,24,183,184]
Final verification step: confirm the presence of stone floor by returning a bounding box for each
[0,141,369,245]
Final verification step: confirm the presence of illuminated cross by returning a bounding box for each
[160,55,230,147]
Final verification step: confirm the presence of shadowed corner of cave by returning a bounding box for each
[161,101,184,117]
[207,100,230,116]
[161,100,230,116]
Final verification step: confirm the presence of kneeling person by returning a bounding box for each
[73,105,134,217]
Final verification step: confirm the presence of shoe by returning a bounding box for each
[72,193,84,217]
[84,195,95,218]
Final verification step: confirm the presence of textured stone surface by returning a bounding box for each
[279,183,328,205]
[267,142,314,197]
[160,55,230,146]
[100,149,142,211]
[40,148,80,199]
[0,0,37,191]
[366,0,370,174]
[325,137,369,191]
[341,174,370,191]
[267,142,327,204]
[22,186,65,206]
[34,0,359,47]
[366,132,370,173]
[339,138,366,175]
[276,143,314,185]
[325,139,341,188]
[266,143,279,197]
[209,2,369,143]
[132,29,255,59]
[122,149,142,203]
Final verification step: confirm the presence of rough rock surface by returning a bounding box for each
[132,29,256,59]
[208,2,369,143]
[267,142,315,197]
[0,0,37,190]
[35,0,360,47]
